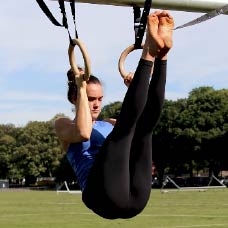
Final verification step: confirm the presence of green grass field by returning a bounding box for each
[0,188,227,228]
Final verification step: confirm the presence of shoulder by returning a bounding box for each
[92,121,113,139]
[95,120,113,128]
[54,117,73,152]
[54,117,73,132]
[102,118,117,126]
[94,120,114,134]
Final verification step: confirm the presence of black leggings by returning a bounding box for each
[82,58,167,219]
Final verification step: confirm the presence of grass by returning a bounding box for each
[0,188,228,228]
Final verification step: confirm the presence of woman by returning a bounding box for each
[55,11,174,219]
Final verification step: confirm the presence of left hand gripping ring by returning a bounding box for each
[68,39,91,80]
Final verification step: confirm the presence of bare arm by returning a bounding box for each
[55,74,92,148]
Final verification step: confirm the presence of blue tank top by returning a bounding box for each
[66,121,113,191]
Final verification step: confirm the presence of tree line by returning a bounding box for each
[0,86,227,186]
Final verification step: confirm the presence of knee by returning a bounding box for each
[106,191,130,210]
[106,190,149,215]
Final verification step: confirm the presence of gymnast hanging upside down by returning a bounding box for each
[55,10,174,219]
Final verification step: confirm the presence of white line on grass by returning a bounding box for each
[139,214,228,218]
[0,212,228,227]
[168,224,228,227]
[0,212,227,218]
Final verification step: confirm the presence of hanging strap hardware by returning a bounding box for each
[36,0,78,45]
[133,0,153,49]
[36,0,91,79]
[174,4,228,30]
[118,0,152,79]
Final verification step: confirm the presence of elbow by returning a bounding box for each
[80,135,90,142]
[78,131,91,141]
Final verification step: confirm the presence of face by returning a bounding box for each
[86,83,103,121]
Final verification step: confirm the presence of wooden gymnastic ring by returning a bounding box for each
[68,38,91,81]
[118,44,144,79]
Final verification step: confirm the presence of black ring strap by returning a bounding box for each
[36,0,78,45]
[133,0,153,49]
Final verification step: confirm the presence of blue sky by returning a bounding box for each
[0,1,228,126]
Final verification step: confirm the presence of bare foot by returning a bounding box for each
[145,11,164,56]
[157,11,174,58]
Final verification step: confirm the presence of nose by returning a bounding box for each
[93,99,100,108]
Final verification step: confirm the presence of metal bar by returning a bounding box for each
[53,0,228,14]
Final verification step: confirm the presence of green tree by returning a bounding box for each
[99,101,122,119]
[154,87,228,179]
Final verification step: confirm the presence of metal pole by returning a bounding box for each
[56,0,228,14]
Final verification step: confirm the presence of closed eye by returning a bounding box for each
[88,96,103,102]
